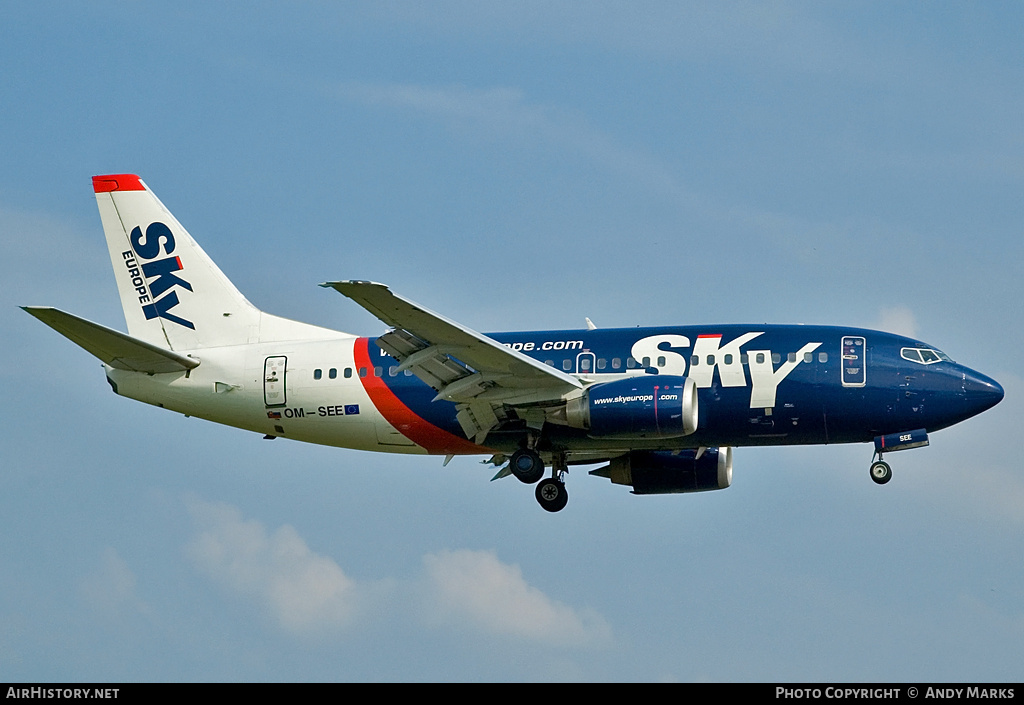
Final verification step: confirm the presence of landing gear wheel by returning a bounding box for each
[509,449,544,484]
[536,478,569,512]
[870,460,892,485]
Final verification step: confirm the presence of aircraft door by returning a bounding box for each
[264,356,287,407]
[841,336,866,387]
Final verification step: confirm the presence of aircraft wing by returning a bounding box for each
[322,281,584,442]
[23,307,199,374]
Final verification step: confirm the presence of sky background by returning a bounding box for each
[2,1,1022,682]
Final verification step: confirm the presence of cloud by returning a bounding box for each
[184,500,612,647]
[875,305,917,337]
[0,204,113,314]
[186,499,357,636]
[80,547,148,618]
[333,81,691,203]
[341,82,534,129]
[345,3,896,81]
[421,549,612,647]
[921,371,1024,525]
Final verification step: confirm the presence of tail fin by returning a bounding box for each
[93,174,261,350]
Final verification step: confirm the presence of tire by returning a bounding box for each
[535,478,568,512]
[870,461,892,485]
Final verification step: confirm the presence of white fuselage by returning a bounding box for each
[107,334,428,455]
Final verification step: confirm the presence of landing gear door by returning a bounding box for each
[264,356,287,406]
[841,336,866,387]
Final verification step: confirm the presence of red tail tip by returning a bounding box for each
[92,174,145,193]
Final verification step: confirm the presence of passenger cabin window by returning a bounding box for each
[724,354,733,365]
[563,360,572,371]
[313,369,322,380]
[359,367,367,378]
[612,358,622,370]
[329,368,337,379]
[597,358,607,370]
[627,357,637,369]
[818,352,828,363]
[657,356,666,368]
[803,352,813,363]
[344,368,352,378]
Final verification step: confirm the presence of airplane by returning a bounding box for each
[23,174,1004,512]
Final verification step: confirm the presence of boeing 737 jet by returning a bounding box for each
[24,175,1004,511]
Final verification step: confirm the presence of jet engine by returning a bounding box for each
[590,448,733,494]
[565,376,698,439]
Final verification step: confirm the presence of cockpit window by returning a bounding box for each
[901,347,949,365]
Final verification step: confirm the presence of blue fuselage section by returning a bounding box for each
[369,324,1003,456]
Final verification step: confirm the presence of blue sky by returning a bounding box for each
[2,2,1022,682]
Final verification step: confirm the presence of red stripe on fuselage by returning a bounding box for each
[354,338,487,455]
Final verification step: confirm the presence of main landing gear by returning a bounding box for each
[869,453,892,485]
[508,447,569,512]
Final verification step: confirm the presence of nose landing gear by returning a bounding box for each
[868,429,929,485]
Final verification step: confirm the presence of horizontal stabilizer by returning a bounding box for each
[22,307,199,374]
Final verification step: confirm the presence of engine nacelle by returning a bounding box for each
[566,376,698,439]
[590,448,733,495]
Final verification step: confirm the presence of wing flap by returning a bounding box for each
[23,307,199,374]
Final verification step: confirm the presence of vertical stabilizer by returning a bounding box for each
[93,174,261,350]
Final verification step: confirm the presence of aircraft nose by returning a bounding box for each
[961,367,1004,416]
